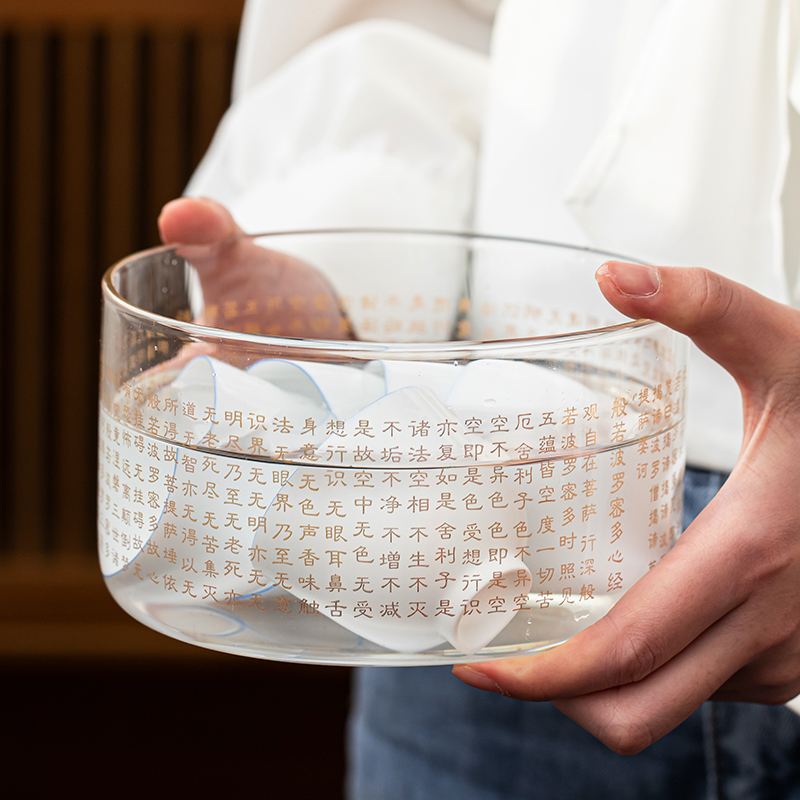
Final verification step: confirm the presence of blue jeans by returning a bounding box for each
[347,468,800,799]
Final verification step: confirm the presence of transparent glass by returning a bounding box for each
[98,230,688,666]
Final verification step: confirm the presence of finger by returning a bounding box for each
[710,603,800,704]
[712,670,800,705]
[550,604,757,755]
[595,261,800,389]
[455,443,800,706]
[553,579,800,754]
[453,483,757,701]
[158,197,243,245]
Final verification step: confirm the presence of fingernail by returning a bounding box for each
[598,261,660,297]
[452,665,504,694]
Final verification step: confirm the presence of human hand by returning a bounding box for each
[158,196,352,340]
[453,261,800,754]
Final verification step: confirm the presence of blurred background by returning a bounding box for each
[0,1,351,795]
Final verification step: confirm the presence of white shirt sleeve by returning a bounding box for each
[233,0,496,99]
[190,20,487,236]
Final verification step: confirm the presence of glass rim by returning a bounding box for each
[101,227,658,359]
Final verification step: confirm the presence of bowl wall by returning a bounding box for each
[98,230,688,665]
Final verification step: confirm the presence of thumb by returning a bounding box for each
[596,261,798,387]
[158,196,243,245]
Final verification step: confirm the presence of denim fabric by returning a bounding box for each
[347,468,800,799]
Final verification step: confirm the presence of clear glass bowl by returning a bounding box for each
[98,229,688,666]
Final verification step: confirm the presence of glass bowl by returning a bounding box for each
[98,229,688,666]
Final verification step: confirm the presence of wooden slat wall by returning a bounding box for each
[54,32,98,556]
[0,0,245,29]
[7,33,50,555]
[0,2,240,656]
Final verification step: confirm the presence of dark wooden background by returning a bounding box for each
[0,3,352,795]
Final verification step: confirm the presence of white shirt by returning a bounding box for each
[477,0,800,473]
[189,0,800,473]
[187,0,800,715]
